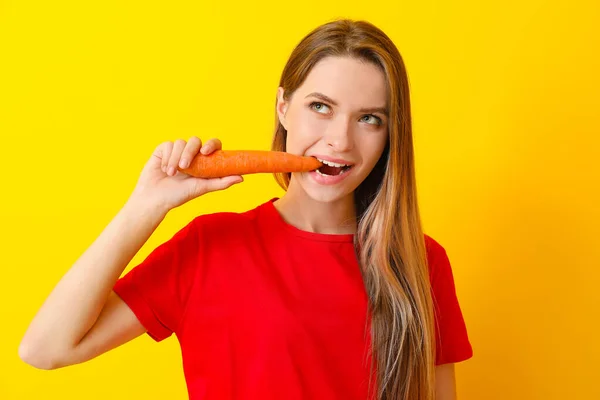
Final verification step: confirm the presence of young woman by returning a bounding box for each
[19,19,472,400]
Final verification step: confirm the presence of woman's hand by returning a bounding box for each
[128,137,243,212]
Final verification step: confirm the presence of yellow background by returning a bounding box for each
[1,1,598,399]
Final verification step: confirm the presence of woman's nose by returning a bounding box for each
[325,119,354,152]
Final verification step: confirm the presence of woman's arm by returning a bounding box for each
[18,199,167,369]
[19,137,237,370]
[435,363,457,400]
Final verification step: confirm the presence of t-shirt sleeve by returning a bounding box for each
[113,217,200,342]
[426,236,474,365]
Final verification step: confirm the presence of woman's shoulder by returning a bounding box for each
[424,234,446,258]
[186,201,266,239]
[423,234,453,282]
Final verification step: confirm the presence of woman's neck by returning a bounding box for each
[273,183,357,235]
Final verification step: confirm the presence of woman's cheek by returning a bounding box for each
[301,114,328,140]
[288,110,331,152]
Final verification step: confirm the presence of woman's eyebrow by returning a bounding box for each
[359,106,388,117]
[306,92,339,105]
[305,92,388,117]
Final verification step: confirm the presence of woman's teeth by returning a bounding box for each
[316,158,352,176]
[317,159,349,168]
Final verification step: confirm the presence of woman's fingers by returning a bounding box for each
[179,136,202,169]
[200,138,222,155]
[156,136,222,177]
[166,139,188,176]
[160,141,174,173]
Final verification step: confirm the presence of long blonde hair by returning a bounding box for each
[271,19,435,400]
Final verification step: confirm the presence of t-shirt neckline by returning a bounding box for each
[263,197,355,243]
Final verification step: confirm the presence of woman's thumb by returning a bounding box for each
[192,175,243,195]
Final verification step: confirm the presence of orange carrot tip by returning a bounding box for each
[177,150,324,179]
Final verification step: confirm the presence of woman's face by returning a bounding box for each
[276,56,389,204]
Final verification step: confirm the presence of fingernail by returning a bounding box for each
[179,159,188,169]
[168,166,175,175]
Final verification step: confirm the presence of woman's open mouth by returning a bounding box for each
[309,158,354,184]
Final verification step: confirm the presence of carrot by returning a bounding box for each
[177,150,323,178]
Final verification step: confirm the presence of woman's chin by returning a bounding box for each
[287,171,360,204]
[302,179,356,204]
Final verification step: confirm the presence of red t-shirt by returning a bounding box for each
[113,198,472,399]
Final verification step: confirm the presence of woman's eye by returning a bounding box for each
[361,114,383,126]
[310,102,331,114]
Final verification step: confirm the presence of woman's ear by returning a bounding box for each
[276,87,289,130]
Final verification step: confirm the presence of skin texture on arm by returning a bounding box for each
[435,363,457,400]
